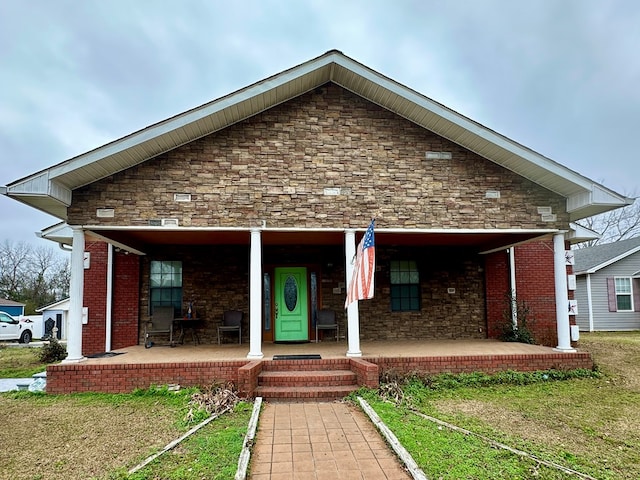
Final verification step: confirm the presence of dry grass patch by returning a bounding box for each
[0,392,185,480]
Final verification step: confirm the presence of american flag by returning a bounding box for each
[345,219,375,308]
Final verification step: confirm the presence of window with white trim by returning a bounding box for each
[150,260,183,315]
[614,277,633,311]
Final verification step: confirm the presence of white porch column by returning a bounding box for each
[344,229,362,357]
[64,226,86,363]
[247,228,264,359]
[553,232,575,352]
[508,247,517,327]
[105,244,114,352]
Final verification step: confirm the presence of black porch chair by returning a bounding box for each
[217,310,243,344]
[316,308,339,342]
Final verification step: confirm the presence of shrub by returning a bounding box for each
[501,294,536,344]
[38,338,67,363]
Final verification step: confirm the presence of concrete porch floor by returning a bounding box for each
[84,339,574,365]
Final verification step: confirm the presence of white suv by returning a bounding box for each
[0,311,33,344]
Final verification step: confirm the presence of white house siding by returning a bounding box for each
[576,254,640,331]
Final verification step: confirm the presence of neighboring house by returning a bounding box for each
[573,237,640,331]
[0,298,25,317]
[1,50,632,359]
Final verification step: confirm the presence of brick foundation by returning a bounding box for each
[46,351,593,395]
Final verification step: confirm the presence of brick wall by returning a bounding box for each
[68,84,569,231]
[46,360,246,394]
[80,242,141,356]
[111,251,140,350]
[82,241,108,355]
[485,238,571,347]
[514,239,558,346]
[368,351,593,376]
[46,352,592,394]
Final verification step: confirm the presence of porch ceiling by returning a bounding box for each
[88,228,550,254]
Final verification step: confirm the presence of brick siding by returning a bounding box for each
[46,352,592,395]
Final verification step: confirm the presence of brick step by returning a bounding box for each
[254,384,360,402]
[258,370,357,387]
[261,359,351,372]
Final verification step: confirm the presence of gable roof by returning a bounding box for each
[2,50,633,222]
[36,297,70,312]
[573,236,640,274]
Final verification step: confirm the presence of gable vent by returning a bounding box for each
[174,193,192,202]
[425,151,452,160]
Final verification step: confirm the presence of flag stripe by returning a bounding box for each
[345,219,375,308]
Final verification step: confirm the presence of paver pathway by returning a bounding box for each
[249,401,411,480]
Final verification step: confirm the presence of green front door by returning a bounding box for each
[274,267,309,342]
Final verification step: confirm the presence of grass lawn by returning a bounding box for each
[361,331,640,480]
[0,386,252,480]
[1,332,638,479]
[0,345,51,378]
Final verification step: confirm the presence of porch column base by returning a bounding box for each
[553,347,577,353]
[247,352,264,359]
[346,350,362,358]
[62,356,87,364]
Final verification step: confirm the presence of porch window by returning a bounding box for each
[150,261,182,316]
[390,260,420,311]
[615,277,633,311]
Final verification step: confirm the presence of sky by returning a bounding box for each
[1,0,639,248]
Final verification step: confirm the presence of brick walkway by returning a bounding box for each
[249,401,411,480]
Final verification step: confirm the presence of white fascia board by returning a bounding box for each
[567,222,601,244]
[39,222,73,240]
[567,185,634,213]
[84,225,557,235]
[5,172,72,205]
[36,298,70,312]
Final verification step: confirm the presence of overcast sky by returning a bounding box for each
[1,0,639,248]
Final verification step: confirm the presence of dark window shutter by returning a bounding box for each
[607,277,617,312]
[633,278,640,312]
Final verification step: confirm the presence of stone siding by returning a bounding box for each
[68,84,568,230]
[136,244,485,344]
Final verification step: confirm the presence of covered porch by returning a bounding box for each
[56,224,577,365]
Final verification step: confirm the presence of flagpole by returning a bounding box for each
[344,229,362,357]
